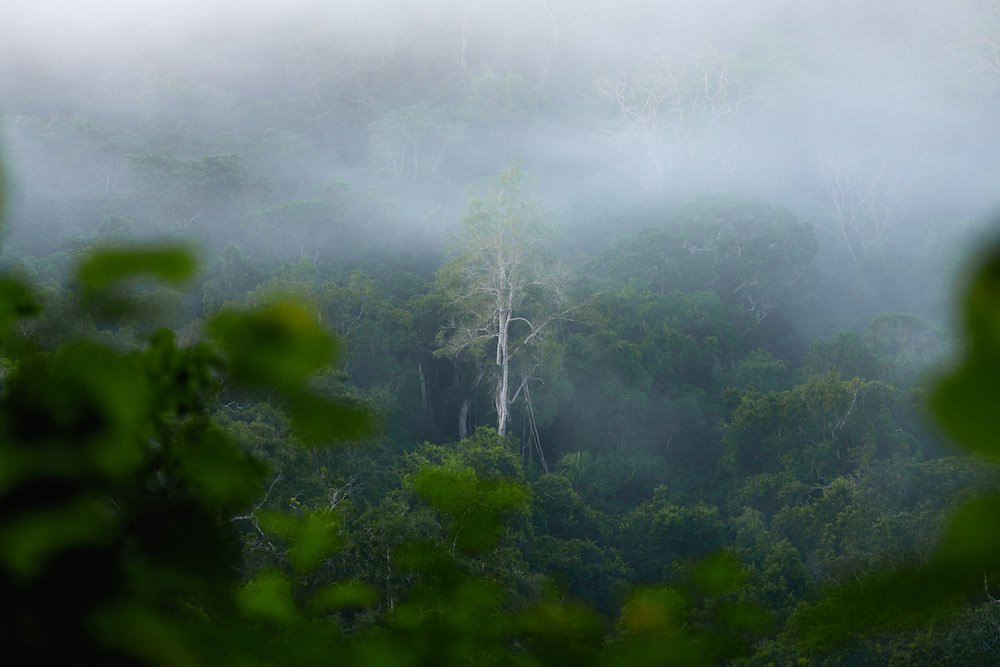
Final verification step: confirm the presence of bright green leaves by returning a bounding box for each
[412,465,528,552]
[208,302,370,445]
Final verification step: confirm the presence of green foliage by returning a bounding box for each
[619,487,727,582]
[77,244,197,294]
[531,474,608,542]
[0,277,40,332]
[208,301,370,444]
[413,465,528,553]
[589,195,816,322]
[368,101,468,180]
[0,241,378,663]
[1,128,995,664]
[802,329,875,380]
[779,242,1000,658]
[733,349,789,393]
[723,371,899,482]
[557,287,733,460]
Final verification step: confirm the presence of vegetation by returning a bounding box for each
[4,1,1000,663]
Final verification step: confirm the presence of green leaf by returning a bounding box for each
[286,509,342,572]
[932,246,1000,458]
[4,343,153,479]
[413,466,528,552]
[76,244,197,294]
[0,496,111,579]
[619,587,690,635]
[714,600,771,634]
[173,423,267,509]
[692,552,743,596]
[939,494,1000,570]
[0,278,40,331]
[259,509,344,572]
[311,582,376,610]
[207,301,336,389]
[237,568,297,624]
[283,391,371,445]
[932,361,1000,458]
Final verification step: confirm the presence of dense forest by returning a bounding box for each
[3,0,1000,664]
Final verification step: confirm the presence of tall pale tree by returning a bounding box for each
[435,168,566,444]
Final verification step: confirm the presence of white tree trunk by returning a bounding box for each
[496,307,511,436]
[458,399,470,440]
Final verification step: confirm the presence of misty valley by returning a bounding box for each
[3,1,1000,664]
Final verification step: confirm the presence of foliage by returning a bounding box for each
[1,117,997,663]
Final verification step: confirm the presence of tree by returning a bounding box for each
[435,168,566,441]
[597,47,750,191]
[816,148,900,264]
[368,102,468,180]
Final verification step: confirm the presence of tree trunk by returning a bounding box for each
[459,370,486,440]
[418,362,431,422]
[496,308,511,436]
[458,399,470,440]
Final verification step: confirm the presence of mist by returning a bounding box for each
[3,0,1000,362]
